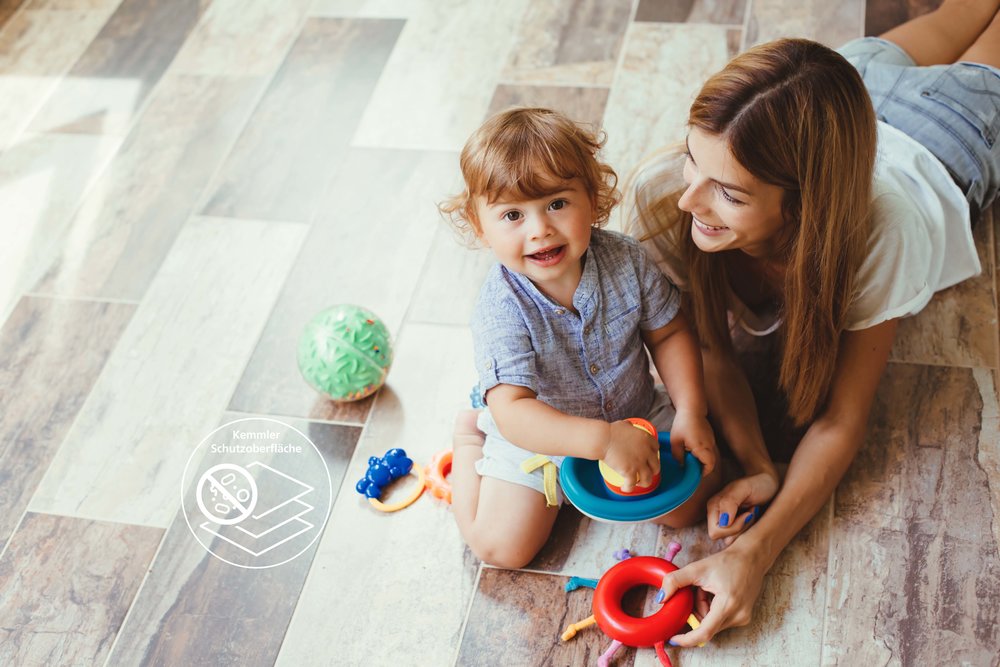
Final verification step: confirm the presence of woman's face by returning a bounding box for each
[678,127,789,259]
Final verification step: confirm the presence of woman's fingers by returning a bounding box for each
[670,596,729,647]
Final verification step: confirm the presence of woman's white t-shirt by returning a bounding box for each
[643,121,980,334]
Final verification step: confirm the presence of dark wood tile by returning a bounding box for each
[865,0,941,37]
[486,85,609,131]
[199,18,403,223]
[825,362,1000,662]
[108,416,359,665]
[32,75,263,300]
[0,296,133,549]
[459,568,647,667]
[0,512,162,666]
[0,0,24,28]
[635,0,747,24]
[227,148,455,423]
[29,0,209,134]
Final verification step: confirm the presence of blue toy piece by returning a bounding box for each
[355,448,414,499]
[559,432,702,523]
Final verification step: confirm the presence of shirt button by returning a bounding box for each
[485,360,493,369]
[605,400,613,411]
[590,364,599,374]
[555,309,565,315]
[584,326,591,336]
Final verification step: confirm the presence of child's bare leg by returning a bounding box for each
[959,8,1000,67]
[652,463,723,528]
[879,0,999,65]
[450,411,559,568]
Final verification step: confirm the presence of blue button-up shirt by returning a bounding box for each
[471,227,681,422]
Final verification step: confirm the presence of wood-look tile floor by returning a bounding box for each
[0,0,997,665]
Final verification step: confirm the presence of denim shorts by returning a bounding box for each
[838,37,1000,222]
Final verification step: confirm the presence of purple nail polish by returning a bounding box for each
[668,640,679,647]
[718,512,730,527]
[744,513,754,525]
[752,505,761,518]
[654,589,666,604]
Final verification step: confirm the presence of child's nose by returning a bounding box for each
[529,212,555,238]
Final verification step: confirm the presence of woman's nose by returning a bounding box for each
[677,181,703,214]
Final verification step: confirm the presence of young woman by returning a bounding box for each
[627,0,1000,646]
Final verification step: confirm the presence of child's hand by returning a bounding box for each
[601,421,661,492]
[668,409,718,475]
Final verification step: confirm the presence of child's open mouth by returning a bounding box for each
[526,246,566,265]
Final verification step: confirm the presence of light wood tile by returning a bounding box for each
[28,0,209,135]
[0,297,133,548]
[0,512,161,666]
[0,132,121,320]
[408,227,493,326]
[459,568,640,666]
[0,6,115,75]
[744,0,864,48]
[275,323,478,667]
[824,362,1000,663]
[228,148,455,423]
[498,0,631,87]
[892,208,998,368]
[199,18,401,223]
[602,23,733,213]
[168,0,311,76]
[635,0,747,25]
[309,0,415,18]
[0,76,57,150]
[351,0,529,151]
[109,416,359,665]
[32,74,262,300]
[28,217,308,528]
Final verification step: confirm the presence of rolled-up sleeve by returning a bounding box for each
[471,297,538,399]
[635,242,681,331]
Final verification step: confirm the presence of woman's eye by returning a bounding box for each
[549,199,567,211]
[717,184,743,205]
[503,210,522,222]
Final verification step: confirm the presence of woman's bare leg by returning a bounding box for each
[879,0,999,65]
[958,8,1000,67]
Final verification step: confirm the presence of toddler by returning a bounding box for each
[440,108,719,568]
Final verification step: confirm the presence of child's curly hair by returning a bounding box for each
[439,107,620,244]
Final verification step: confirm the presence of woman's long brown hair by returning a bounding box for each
[627,38,877,425]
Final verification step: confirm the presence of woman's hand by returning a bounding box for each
[601,420,661,492]
[658,539,771,646]
[706,470,780,543]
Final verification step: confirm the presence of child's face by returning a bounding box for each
[475,178,595,301]
[678,127,787,259]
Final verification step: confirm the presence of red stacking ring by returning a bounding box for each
[592,556,694,647]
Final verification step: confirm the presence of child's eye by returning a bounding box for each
[502,210,522,222]
[549,199,567,211]
[716,184,744,206]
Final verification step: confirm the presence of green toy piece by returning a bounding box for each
[297,304,393,402]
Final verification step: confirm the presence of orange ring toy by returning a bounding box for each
[593,556,694,647]
[425,449,452,504]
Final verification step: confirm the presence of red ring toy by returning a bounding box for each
[593,556,694,647]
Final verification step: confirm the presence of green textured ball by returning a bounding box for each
[297,305,393,402]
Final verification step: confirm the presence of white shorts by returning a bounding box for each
[474,386,674,505]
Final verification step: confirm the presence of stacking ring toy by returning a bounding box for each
[598,418,661,496]
[425,449,453,503]
[593,556,693,647]
[561,431,702,523]
[369,465,425,512]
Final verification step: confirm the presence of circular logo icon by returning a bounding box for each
[181,417,333,569]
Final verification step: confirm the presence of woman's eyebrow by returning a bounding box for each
[685,135,752,196]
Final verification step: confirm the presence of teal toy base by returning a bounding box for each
[560,432,702,523]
